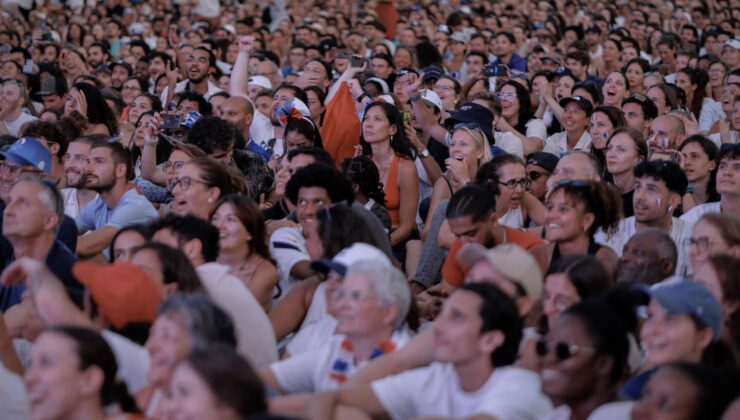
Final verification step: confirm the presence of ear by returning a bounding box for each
[115,162,127,179]
[707,159,717,172]
[206,187,221,205]
[78,365,105,397]
[183,238,203,262]
[245,112,254,128]
[49,143,60,156]
[582,212,595,232]
[696,327,714,353]
[668,192,682,212]
[593,354,615,380]
[479,329,505,356]
[42,212,59,232]
[516,297,535,318]
[659,257,676,277]
[163,282,179,296]
[389,123,398,137]
[381,303,400,328]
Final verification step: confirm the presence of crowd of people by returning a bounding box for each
[0,0,739,418]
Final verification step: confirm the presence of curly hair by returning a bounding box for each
[549,180,623,237]
[284,163,354,206]
[341,156,386,205]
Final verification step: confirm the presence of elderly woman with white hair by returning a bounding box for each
[261,260,413,416]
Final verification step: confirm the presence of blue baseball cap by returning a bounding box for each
[649,278,723,341]
[0,137,51,175]
[444,102,495,142]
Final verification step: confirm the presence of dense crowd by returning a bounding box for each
[0,0,739,419]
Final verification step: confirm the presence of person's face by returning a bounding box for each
[622,47,639,63]
[633,176,674,225]
[525,164,550,200]
[448,214,494,247]
[370,58,393,79]
[708,63,726,86]
[41,46,58,64]
[171,163,218,219]
[2,181,54,239]
[625,63,645,92]
[675,72,695,98]
[208,95,227,117]
[163,149,189,189]
[493,34,513,57]
[648,116,679,153]
[562,102,587,133]
[149,57,167,80]
[733,100,740,130]
[167,361,239,420]
[540,315,604,401]
[41,93,66,112]
[303,61,329,87]
[721,45,740,69]
[606,132,641,175]
[362,106,396,144]
[112,230,147,263]
[271,88,295,124]
[255,95,272,117]
[285,130,312,151]
[565,58,586,79]
[631,367,699,420]
[25,332,91,420]
[449,129,484,168]
[646,87,670,116]
[466,55,485,79]
[185,48,211,82]
[145,314,193,387]
[219,98,249,133]
[289,47,306,68]
[589,112,614,150]
[554,76,575,101]
[545,189,591,242]
[295,186,330,228]
[334,272,390,337]
[716,156,740,196]
[433,79,457,106]
[498,84,520,119]
[623,102,650,134]
[64,140,91,188]
[603,72,628,106]
[432,290,491,365]
[0,82,23,113]
[688,219,734,272]
[111,66,130,89]
[84,147,119,192]
[720,84,740,115]
[211,202,250,253]
[693,262,723,304]
[541,273,580,329]
[680,142,715,183]
[617,232,667,284]
[640,299,711,366]
[306,90,324,122]
[657,44,675,64]
[128,96,152,125]
[497,163,527,210]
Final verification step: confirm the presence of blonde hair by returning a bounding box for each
[453,126,493,163]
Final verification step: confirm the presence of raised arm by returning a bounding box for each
[231,35,256,99]
[324,61,366,105]
[140,113,167,186]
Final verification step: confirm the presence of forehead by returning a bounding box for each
[190,49,210,59]
[445,290,482,316]
[10,180,43,197]
[89,146,112,158]
[298,185,330,200]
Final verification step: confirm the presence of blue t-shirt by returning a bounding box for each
[76,188,159,233]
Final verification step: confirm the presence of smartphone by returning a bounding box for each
[651,151,679,163]
[402,111,412,125]
[350,55,365,68]
[41,33,53,41]
[159,114,181,131]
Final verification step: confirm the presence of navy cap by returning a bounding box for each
[422,65,445,83]
[0,137,52,175]
[445,102,495,141]
[395,67,419,78]
[36,75,68,97]
[649,278,723,341]
[559,95,593,116]
[526,152,559,173]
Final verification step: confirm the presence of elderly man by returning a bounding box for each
[616,228,678,285]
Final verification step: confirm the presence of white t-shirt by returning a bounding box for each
[3,112,36,137]
[594,216,692,276]
[543,131,592,157]
[494,131,524,157]
[159,79,223,104]
[269,226,309,298]
[679,201,722,226]
[525,118,548,143]
[287,317,338,356]
[60,188,98,219]
[101,330,151,394]
[698,98,725,133]
[248,110,284,157]
[0,361,28,420]
[371,363,552,420]
[540,401,634,420]
[498,206,524,229]
[271,329,411,393]
[197,263,278,367]
[298,281,329,331]
[707,131,738,147]
[193,0,220,17]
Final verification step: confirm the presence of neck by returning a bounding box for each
[637,214,673,232]
[558,234,591,256]
[218,246,250,267]
[453,356,495,392]
[99,181,128,209]
[690,177,709,203]
[566,128,585,148]
[347,328,394,362]
[8,233,54,260]
[568,387,615,420]
[62,400,108,420]
[499,52,512,63]
[721,194,740,218]
[189,78,209,95]
[491,223,506,245]
[3,107,22,122]
[370,142,394,160]
[612,171,634,194]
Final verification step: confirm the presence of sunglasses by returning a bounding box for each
[629,93,648,102]
[535,339,594,360]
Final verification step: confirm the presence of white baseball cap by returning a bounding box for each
[420,89,443,112]
[248,75,273,90]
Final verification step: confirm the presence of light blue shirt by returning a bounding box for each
[76,188,158,233]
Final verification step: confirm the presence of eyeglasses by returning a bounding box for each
[536,339,595,360]
[527,171,549,181]
[0,162,39,177]
[684,236,713,252]
[163,160,185,171]
[498,178,530,189]
[434,84,455,92]
[169,176,208,192]
[496,92,517,100]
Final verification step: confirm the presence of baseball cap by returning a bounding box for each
[724,39,740,50]
[420,89,443,112]
[36,75,68,97]
[648,278,722,341]
[311,243,390,277]
[541,54,562,65]
[457,243,543,300]
[422,65,445,83]
[365,77,390,94]
[248,75,273,90]
[395,67,419,78]
[526,152,559,173]
[559,95,593,116]
[445,102,495,141]
[72,261,163,329]
[0,137,51,175]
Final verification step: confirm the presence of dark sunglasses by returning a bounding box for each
[535,339,594,360]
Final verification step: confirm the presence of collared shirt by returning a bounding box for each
[543,130,592,157]
[159,79,223,105]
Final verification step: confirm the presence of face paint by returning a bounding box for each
[655,198,661,207]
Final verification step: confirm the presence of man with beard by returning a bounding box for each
[60,136,100,218]
[75,140,158,258]
[595,160,691,276]
[615,228,677,285]
[86,42,110,69]
[160,46,222,105]
[0,79,37,137]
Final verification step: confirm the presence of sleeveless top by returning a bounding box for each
[552,239,603,261]
[384,155,402,226]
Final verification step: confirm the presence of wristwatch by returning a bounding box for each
[419,148,430,158]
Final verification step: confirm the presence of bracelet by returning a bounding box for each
[356,93,367,103]
[144,138,159,147]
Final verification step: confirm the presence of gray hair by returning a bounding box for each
[346,260,411,329]
[157,292,237,350]
[18,175,64,234]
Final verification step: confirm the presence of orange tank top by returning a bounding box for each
[384,155,401,226]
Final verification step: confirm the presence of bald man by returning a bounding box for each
[616,228,677,285]
[647,114,685,155]
[220,96,254,139]
[546,151,602,195]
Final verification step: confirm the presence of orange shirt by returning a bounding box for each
[442,226,544,287]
